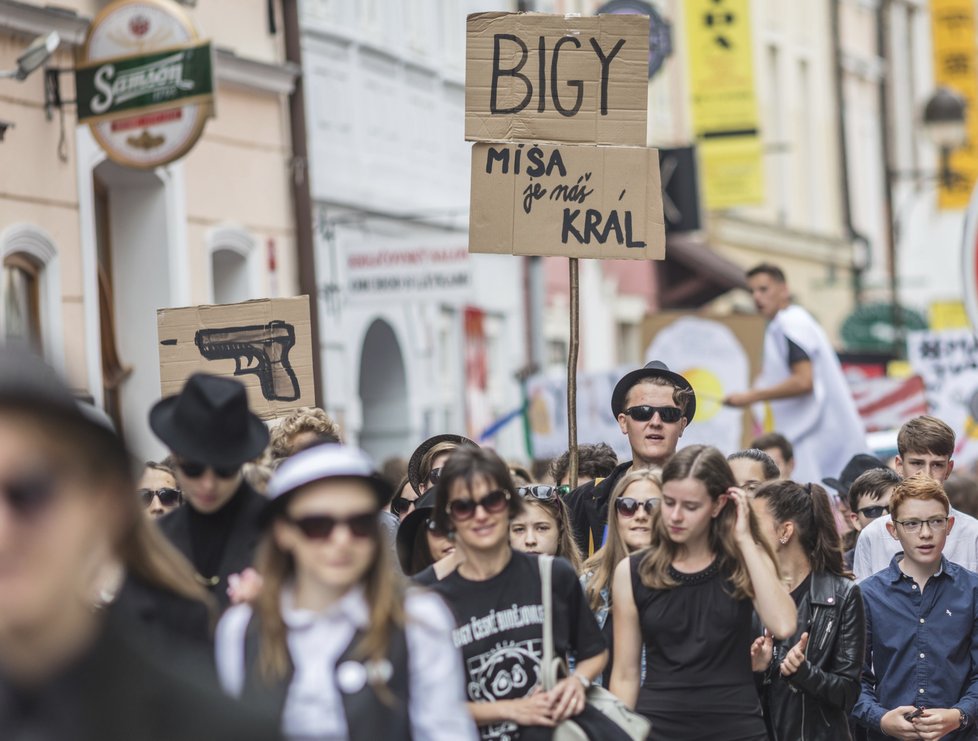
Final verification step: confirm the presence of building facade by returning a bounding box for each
[299,0,529,462]
[0,0,300,459]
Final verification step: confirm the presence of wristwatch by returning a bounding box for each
[573,673,591,690]
[958,708,970,729]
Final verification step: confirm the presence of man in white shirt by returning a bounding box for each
[724,264,867,483]
[853,415,978,579]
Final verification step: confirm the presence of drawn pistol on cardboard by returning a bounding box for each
[193,320,300,402]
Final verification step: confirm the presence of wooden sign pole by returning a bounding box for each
[567,257,580,489]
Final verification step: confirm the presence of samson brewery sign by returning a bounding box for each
[75,0,215,169]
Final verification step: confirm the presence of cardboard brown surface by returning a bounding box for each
[465,12,649,146]
[157,297,315,420]
[470,142,665,259]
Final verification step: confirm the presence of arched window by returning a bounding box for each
[2,253,42,348]
[0,225,61,364]
[207,224,260,304]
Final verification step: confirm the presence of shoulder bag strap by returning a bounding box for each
[538,554,557,691]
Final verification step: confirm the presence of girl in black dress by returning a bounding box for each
[610,445,796,741]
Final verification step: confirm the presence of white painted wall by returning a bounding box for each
[101,165,172,460]
[302,0,529,461]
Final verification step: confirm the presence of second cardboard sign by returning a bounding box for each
[469,141,665,260]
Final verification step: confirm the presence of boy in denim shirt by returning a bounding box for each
[854,475,978,740]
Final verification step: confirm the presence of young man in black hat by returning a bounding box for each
[0,353,279,740]
[566,361,695,556]
[150,373,270,610]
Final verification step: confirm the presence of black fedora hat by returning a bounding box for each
[149,373,269,468]
[395,486,440,573]
[822,453,886,496]
[610,360,696,421]
[407,433,477,494]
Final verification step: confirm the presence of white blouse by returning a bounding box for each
[216,585,477,741]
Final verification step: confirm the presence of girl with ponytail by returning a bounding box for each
[750,481,866,740]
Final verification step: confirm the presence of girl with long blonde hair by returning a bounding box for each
[580,468,660,685]
[214,444,476,741]
[610,445,796,740]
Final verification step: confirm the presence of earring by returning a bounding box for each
[779,536,788,545]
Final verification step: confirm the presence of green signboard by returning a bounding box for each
[75,41,213,124]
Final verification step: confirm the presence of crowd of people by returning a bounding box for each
[4,329,978,739]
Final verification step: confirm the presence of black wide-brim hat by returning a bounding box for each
[407,433,477,494]
[610,360,696,421]
[149,373,269,468]
[395,486,439,572]
[823,453,886,496]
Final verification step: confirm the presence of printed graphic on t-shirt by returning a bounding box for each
[451,603,546,741]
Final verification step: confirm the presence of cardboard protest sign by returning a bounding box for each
[465,12,649,146]
[157,297,315,420]
[643,313,767,450]
[907,328,978,465]
[469,141,665,259]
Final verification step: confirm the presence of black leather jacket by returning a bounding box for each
[759,571,866,741]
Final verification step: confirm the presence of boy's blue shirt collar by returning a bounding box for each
[885,552,949,583]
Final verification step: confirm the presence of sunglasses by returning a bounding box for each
[616,497,659,518]
[426,517,449,537]
[177,461,239,479]
[391,495,418,516]
[0,470,59,520]
[288,512,378,540]
[857,504,889,519]
[623,405,683,424]
[427,467,443,486]
[556,484,571,496]
[447,488,510,521]
[138,488,182,507]
[518,485,559,502]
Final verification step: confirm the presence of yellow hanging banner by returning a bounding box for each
[685,0,764,208]
[930,0,978,210]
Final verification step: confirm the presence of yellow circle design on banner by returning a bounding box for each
[682,367,724,421]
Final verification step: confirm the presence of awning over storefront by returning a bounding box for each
[657,232,749,309]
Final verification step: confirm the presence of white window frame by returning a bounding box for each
[206,223,262,304]
[0,224,64,370]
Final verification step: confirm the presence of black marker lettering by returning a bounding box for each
[625,211,646,247]
[551,36,583,117]
[537,35,547,112]
[562,209,584,243]
[491,34,531,114]
[590,37,626,115]
[526,146,546,178]
[485,146,510,174]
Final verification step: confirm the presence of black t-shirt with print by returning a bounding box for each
[430,550,606,741]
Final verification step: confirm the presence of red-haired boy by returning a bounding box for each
[853,475,978,740]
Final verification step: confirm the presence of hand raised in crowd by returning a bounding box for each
[912,708,963,740]
[548,675,587,722]
[726,487,753,544]
[227,567,264,605]
[779,632,809,677]
[750,632,773,672]
[505,688,556,727]
[880,706,928,741]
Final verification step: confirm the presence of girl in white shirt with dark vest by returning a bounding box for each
[215,444,476,741]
